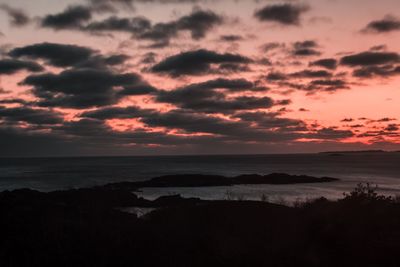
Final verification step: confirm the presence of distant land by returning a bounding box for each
[106,173,339,190]
[319,150,394,154]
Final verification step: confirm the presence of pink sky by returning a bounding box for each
[0,0,400,156]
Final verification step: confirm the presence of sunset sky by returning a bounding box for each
[1,0,400,156]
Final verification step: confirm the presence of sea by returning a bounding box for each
[1,152,400,203]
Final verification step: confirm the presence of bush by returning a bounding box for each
[343,183,392,202]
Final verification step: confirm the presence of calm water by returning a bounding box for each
[1,153,400,202]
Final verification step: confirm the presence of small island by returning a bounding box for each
[106,173,338,190]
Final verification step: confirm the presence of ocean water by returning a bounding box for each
[1,153,400,202]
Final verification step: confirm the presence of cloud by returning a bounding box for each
[341,118,353,122]
[172,8,223,40]
[0,106,64,125]
[385,124,399,131]
[272,77,349,94]
[140,109,353,142]
[233,111,305,129]
[85,16,151,34]
[86,0,204,13]
[151,49,251,76]
[155,78,272,113]
[292,40,321,56]
[352,65,400,78]
[86,9,223,47]
[41,5,92,30]
[9,43,95,67]
[254,3,309,26]
[9,42,129,69]
[340,51,400,66]
[22,68,145,108]
[266,72,287,81]
[81,106,151,120]
[362,15,400,33]
[139,110,276,140]
[309,58,337,70]
[260,42,286,53]
[290,69,332,78]
[0,59,44,75]
[309,127,354,140]
[308,79,349,92]
[42,7,222,47]
[0,4,30,27]
[86,0,135,12]
[219,35,244,42]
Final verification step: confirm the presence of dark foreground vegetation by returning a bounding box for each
[0,177,399,267]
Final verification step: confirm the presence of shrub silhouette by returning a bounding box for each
[343,182,392,202]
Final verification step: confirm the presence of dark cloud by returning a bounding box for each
[266,72,287,81]
[362,15,400,33]
[290,69,332,78]
[139,110,271,140]
[78,107,344,146]
[22,68,144,108]
[41,5,92,30]
[103,54,130,65]
[9,42,129,69]
[0,59,44,75]
[0,106,64,125]
[275,78,349,94]
[103,9,223,47]
[385,124,399,131]
[254,3,309,26]
[81,106,150,120]
[219,35,244,42]
[310,127,354,140]
[216,63,252,74]
[233,111,305,129]
[173,9,223,40]
[86,0,135,12]
[42,8,223,47]
[0,98,29,105]
[0,4,30,27]
[309,58,337,70]
[9,43,94,67]
[260,42,286,53]
[85,16,151,34]
[292,40,321,56]
[341,118,353,122]
[156,78,272,113]
[180,78,266,92]
[369,45,387,51]
[0,127,86,157]
[377,117,397,122]
[141,109,353,142]
[151,49,251,76]
[352,65,400,78]
[340,51,400,66]
[308,79,349,92]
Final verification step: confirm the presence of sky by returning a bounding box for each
[0,0,400,156]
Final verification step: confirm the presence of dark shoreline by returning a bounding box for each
[2,175,400,267]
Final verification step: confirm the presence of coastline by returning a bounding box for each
[1,180,400,266]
